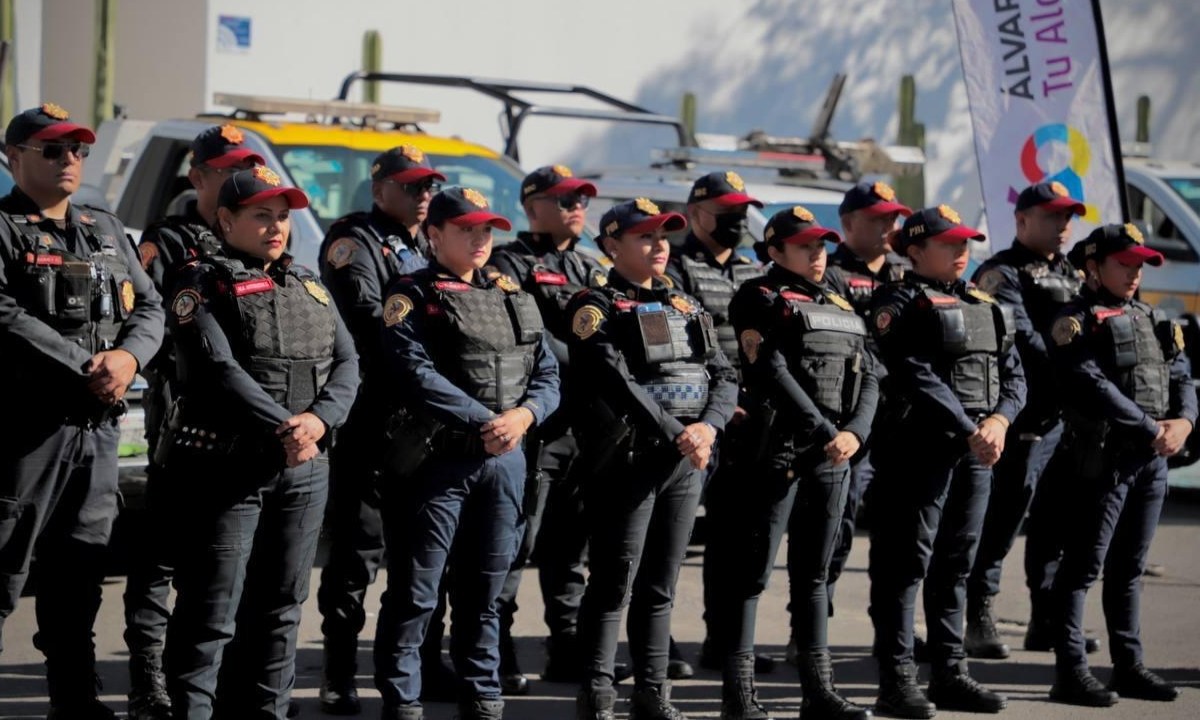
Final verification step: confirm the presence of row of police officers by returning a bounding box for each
[0,103,1192,720]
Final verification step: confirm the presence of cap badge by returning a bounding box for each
[399,145,425,163]
[725,171,746,192]
[937,205,962,224]
[463,188,489,208]
[1125,223,1145,245]
[552,164,574,178]
[40,102,69,120]
[1050,181,1069,197]
[634,197,661,215]
[792,206,815,222]
[872,182,896,201]
[219,124,245,144]
[253,166,282,186]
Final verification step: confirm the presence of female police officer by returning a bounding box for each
[714,207,877,720]
[1046,224,1195,707]
[867,206,1025,718]
[161,166,359,719]
[372,187,560,720]
[566,198,737,720]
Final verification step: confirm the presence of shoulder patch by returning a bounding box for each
[138,242,159,270]
[326,237,358,269]
[874,306,897,335]
[975,268,1005,295]
[383,293,414,327]
[739,329,764,364]
[571,304,605,340]
[172,288,202,324]
[1051,315,1082,346]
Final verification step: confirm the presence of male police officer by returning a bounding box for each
[0,103,164,719]
[823,180,912,615]
[316,145,446,713]
[123,123,263,720]
[964,182,1092,660]
[488,165,608,693]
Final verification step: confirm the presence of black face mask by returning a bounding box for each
[711,212,748,249]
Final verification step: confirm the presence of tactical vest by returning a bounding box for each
[609,290,719,418]
[833,256,907,314]
[917,288,1015,413]
[1017,262,1082,331]
[775,290,868,419]
[3,209,136,354]
[495,244,600,335]
[208,257,338,414]
[678,255,759,363]
[1090,303,1175,419]
[142,215,220,275]
[423,277,545,412]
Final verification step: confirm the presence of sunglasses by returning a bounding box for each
[17,142,91,160]
[534,193,590,211]
[395,179,442,197]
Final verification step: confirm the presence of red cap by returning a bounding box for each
[218,167,309,210]
[428,187,513,231]
[1111,245,1164,267]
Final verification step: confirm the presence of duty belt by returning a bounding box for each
[430,427,487,458]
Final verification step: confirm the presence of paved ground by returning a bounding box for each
[2,494,1198,719]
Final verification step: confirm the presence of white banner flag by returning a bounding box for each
[952,0,1124,250]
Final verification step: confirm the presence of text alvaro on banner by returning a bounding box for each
[952,0,1124,250]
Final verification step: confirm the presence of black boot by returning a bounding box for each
[875,662,935,720]
[1050,667,1118,707]
[47,655,116,720]
[457,697,504,720]
[798,651,869,720]
[702,637,776,674]
[499,629,529,696]
[319,636,362,715]
[128,651,172,720]
[1109,662,1178,702]
[927,660,1006,713]
[963,596,1009,660]
[576,687,618,720]
[1023,601,1101,654]
[667,638,694,680]
[630,683,687,720]
[720,655,771,720]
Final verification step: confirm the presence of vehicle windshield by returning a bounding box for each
[1166,177,1200,218]
[272,145,529,240]
[760,201,842,230]
[0,163,13,197]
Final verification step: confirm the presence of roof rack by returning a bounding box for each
[334,72,694,163]
[212,92,441,128]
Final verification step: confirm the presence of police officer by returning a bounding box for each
[569,199,738,720]
[715,207,877,720]
[0,103,164,719]
[962,182,1089,660]
[123,123,264,720]
[162,167,359,718]
[822,181,912,614]
[315,145,447,713]
[1046,225,1195,707]
[488,165,607,693]
[373,187,560,720]
[670,170,771,678]
[868,206,1026,718]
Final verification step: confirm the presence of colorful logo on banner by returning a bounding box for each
[1011,125,1101,223]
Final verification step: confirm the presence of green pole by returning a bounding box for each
[0,0,14,123]
[680,91,696,146]
[93,0,116,127]
[362,30,381,104]
[895,74,926,209]
[1135,95,1151,144]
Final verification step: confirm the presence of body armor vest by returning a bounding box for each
[1018,262,1082,331]
[609,290,719,418]
[1090,303,1174,419]
[423,277,544,412]
[678,255,759,363]
[143,216,220,275]
[917,288,1014,413]
[496,244,599,339]
[776,291,868,419]
[832,254,907,314]
[205,257,338,415]
[4,210,135,354]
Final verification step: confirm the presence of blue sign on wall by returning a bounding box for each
[217,15,251,53]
